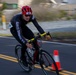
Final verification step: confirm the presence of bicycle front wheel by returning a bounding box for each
[39,50,59,75]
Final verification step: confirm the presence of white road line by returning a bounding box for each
[0,36,76,46]
[41,41,76,46]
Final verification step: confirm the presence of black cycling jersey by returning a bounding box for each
[9,13,45,45]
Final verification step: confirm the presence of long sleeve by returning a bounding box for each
[32,17,45,34]
[15,21,27,44]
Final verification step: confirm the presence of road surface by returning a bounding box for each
[0,36,76,75]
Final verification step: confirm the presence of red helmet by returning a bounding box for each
[21,6,32,15]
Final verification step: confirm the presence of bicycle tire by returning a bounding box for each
[15,45,32,72]
[39,50,59,75]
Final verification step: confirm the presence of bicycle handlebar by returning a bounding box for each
[28,32,51,43]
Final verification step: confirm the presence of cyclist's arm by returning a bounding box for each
[31,16,45,34]
[15,21,27,44]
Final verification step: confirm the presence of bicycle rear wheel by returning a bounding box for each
[39,50,59,75]
[15,45,32,72]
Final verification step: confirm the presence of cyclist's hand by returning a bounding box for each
[26,43,33,49]
[44,32,52,41]
[44,35,51,40]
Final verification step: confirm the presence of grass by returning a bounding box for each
[51,32,76,39]
[0,33,12,36]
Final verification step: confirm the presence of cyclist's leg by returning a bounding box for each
[22,26,39,62]
[10,28,27,64]
[20,45,27,59]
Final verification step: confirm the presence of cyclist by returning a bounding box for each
[9,5,51,66]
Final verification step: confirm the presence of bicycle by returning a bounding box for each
[15,32,59,75]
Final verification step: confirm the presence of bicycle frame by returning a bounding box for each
[26,43,40,64]
[27,33,46,64]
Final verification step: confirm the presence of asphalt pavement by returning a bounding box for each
[0,37,76,75]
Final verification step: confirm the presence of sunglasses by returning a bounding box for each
[25,15,31,17]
